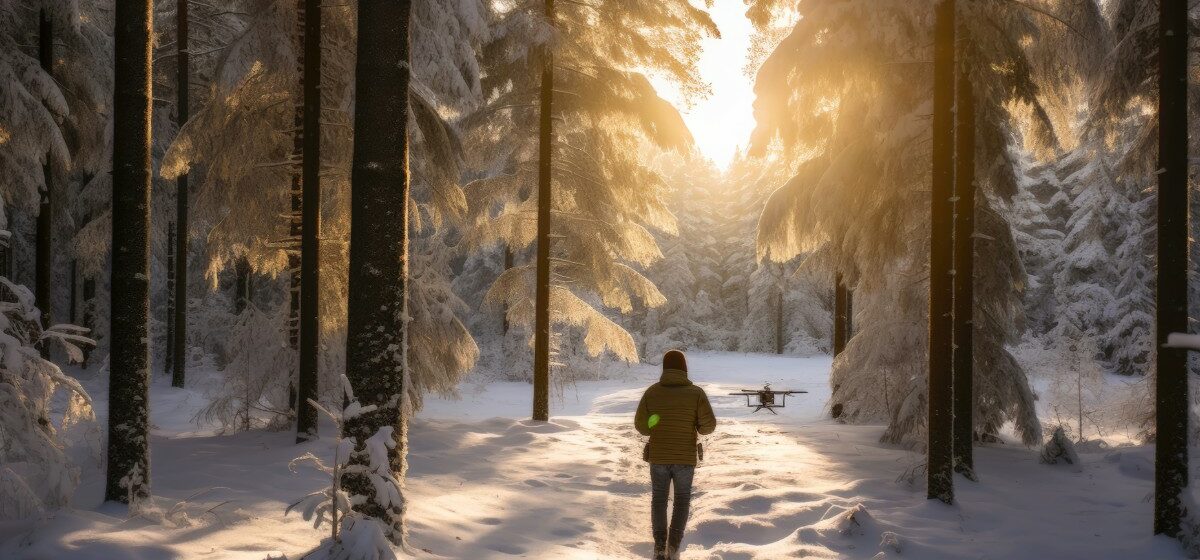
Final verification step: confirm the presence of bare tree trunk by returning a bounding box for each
[295,0,322,443]
[105,0,153,505]
[234,258,250,314]
[833,273,847,356]
[286,0,304,415]
[845,288,853,339]
[1154,0,1189,538]
[36,8,53,358]
[166,223,175,376]
[171,0,189,388]
[926,0,956,506]
[82,275,95,367]
[343,0,413,544]
[502,246,513,335]
[532,0,555,422]
[951,59,976,481]
[830,273,848,420]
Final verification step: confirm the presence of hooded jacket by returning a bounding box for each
[634,368,717,465]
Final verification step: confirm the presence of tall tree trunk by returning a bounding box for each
[69,259,77,323]
[287,0,304,415]
[1155,0,1189,538]
[234,258,250,314]
[845,288,853,339]
[502,246,513,335]
[82,275,95,367]
[532,0,555,422]
[833,273,847,356]
[774,286,784,355]
[926,0,956,506]
[830,273,847,420]
[172,0,189,388]
[0,205,11,281]
[36,8,53,357]
[343,0,412,544]
[951,62,976,481]
[105,0,153,505]
[166,223,175,376]
[294,0,321,443]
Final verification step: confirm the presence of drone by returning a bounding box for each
[729,383,808,414]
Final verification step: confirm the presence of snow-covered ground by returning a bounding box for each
[1,352,1192,559]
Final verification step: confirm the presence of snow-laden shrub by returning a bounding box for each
[0,276,95,519]
[287,374,402,560]
[1040,426,1081,469]
[197,302,294,432]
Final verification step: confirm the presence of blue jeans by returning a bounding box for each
[650,464,695,542]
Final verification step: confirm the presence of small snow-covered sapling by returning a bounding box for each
[287,374,401,560]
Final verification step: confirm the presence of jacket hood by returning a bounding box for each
[659,368,692,387]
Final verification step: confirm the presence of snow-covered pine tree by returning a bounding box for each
[161,0,485,430]
[0,223,95,518]
[749,0,1047,448]
[288,374,402,560]
[462,1,715,395]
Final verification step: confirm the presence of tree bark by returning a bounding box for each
[171,0,189,388]
[82,275,95,367]
[926,0,956,505]
[295,0,322,443]
[532,0,555,422]
[833,273,847,356]
[36,8,53,357]
[1154,0,1189,538]
[951,61,976,481]
[845,288,853,339]
[287,0,304,416]
[234,258,250,314]
[343,0,412,544]
[105,0,153,505]
[166,223,175,376]
[774,283,784,355]
[502,246,513,335]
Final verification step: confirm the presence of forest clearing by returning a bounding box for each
[2,0,1198,558]
[4,353,1189,559]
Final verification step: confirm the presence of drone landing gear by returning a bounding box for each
[752,406,779,415]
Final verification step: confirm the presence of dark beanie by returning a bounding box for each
[663,350,687,372]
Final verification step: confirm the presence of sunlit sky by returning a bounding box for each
[652,0,757,170]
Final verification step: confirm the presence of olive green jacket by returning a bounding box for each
[634,368,717,465]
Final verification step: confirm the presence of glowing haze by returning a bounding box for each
[654,0,757,170]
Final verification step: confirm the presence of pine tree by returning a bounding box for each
[105,0,153,505]
[295,0,322,444]
[343,0,413,543]
[464,0,714,410]
[1154,0,1188,538]
[34,8,52,352]
[951,52,977,480]
[926,0,956,505]
[171,0,189,388]
[531,0,554,422]
[751,0,1044,450]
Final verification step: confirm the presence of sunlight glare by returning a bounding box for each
[653,0,756,170]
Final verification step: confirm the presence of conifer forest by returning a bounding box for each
[3,1,1200,559]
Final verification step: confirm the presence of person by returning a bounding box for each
[634,349,717,560]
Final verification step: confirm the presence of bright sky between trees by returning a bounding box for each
[653,0,756,170]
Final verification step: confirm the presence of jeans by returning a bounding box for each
[650,464,695,542]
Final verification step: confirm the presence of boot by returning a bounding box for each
[666,528,684,559]
[653,530,668,560]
